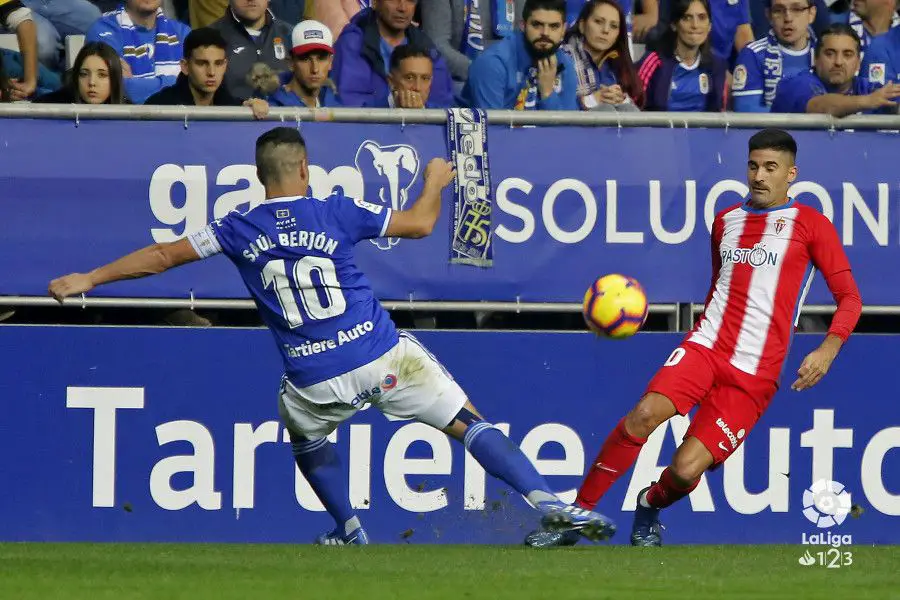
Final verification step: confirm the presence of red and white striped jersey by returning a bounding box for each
[688,200,852,381]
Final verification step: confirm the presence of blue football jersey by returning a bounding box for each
[710,0,750,61]
[770,70,876,114]
[188,192,399,388]
[668,61,708,111]
[732,37,813,112]
[861,27,900,87]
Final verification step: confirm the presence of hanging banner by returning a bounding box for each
[0,120,897,304]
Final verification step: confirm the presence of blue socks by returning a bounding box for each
[291,434,359,536]
[463,422,558,507]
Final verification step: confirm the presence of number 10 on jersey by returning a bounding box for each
[261,258,347,327]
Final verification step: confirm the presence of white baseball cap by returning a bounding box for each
[291,20,334,57]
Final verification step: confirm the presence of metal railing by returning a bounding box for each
[4,106,897,329]
[3,104,900,130]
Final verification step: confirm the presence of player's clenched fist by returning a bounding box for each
[48,273,94,304]
[423,158,456,189]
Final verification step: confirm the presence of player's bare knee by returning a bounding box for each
[625,393,672,438]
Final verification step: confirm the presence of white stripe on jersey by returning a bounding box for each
[730,208,797,375]
[794,267,817,327]
[689,207,747,350]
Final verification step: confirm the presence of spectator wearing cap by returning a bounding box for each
[263,19,340,106]
[211,0,292,100]
[144,26,270,118]
[331,1,455,107]
[86,0,191,104]
[373,43,444,107]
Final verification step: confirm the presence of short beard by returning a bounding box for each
[526,40,560,61]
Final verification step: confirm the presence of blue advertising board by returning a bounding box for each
[0,120,897,303]
[1,326,896,545]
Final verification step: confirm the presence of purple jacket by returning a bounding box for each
[331,8,455,108]
[638,51,728,112]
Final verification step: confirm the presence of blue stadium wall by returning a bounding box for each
[1,327,896,545]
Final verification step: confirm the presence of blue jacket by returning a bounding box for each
[87,6,190,105]
[331,8,454,108]
[268,84,341,107]
[638,51,728,112]
[460,31,578,110]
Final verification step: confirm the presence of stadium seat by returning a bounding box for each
[0,33,19,52]
[631,42,646,62]
[66,35,85,70]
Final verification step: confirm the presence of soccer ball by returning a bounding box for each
[582,274,649,339]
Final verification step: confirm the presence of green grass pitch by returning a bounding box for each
[1,543,897,599]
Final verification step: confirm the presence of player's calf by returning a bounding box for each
[290,432,368,545]
[444,404,617,541]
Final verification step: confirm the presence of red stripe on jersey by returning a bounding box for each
[711,213,768,358]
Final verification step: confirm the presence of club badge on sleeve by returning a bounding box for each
[733,65,747,91]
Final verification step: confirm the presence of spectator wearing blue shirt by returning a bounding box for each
[772,23,900,115]
[264,20,341,107]
[837,0,900,56]
[638,0,728,111]
[86,0,191,104]
[861,25,900,86]
[562,0,642,110]
[462,0,578,109]
[732,0,817,112]
[374,44,445,107]
[419,0,525,89]
[331,1,454,107]
[709,0,754,62]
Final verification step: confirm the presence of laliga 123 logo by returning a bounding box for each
[803,479,851,529]
[798,479,854,568]
[354,140,420,250]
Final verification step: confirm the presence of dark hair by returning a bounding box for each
[256,127,307,186]
[389,44,432,72]
[183,27,228,60]
[815,23,861,57]
[523,0,567,21]
[71,42,126,104]
[655,0,714,68]
[565,0,642,105]
[748,128,797,158]
[0,51,10,103]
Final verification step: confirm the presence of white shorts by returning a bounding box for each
[278,331,468,439]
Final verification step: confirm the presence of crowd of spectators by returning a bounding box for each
[0,0,898,114]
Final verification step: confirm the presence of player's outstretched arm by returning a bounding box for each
[385,159,456,239]
[48,238,201,303]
